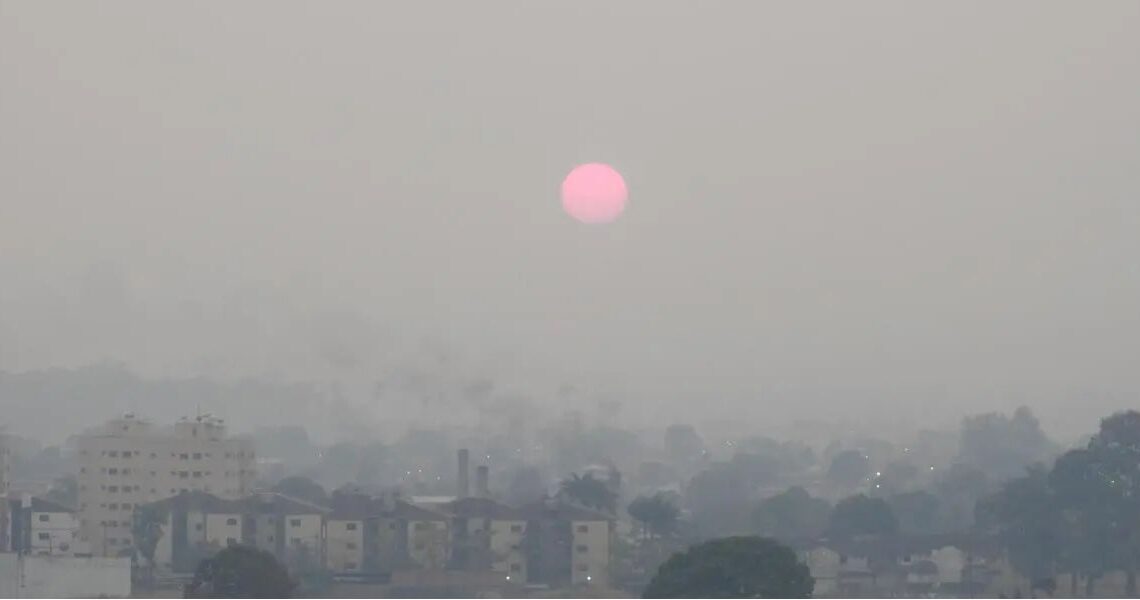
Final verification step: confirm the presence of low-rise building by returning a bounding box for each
[2,495,88,556]
[518,499,613,588]
[793,534,1008,598]
[145,491,246,572]
[140,490,327,573]
[397,500,450,570]
[327,492,451,575]
[441,496,527,580]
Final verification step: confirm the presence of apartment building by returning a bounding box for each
[326,492,451,575]
[442,497,527,580]
[245,492,327,568]
[518,499,613,587]
[25,497,84,556]
[2,495,87,556]
[74,414,255,555]
[325,493,378,574]
[143,491,327,573]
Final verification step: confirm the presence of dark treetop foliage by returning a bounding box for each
[271,475,329,506]
[184,545,295,598]
[828,493,898,538]
[643,536,813,598]
[560,472,618,513]
[752,486,831,541]
[827,450,870,487]
[628,492,681,539]
[977,410,1140,595]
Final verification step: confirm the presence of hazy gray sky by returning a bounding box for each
[2,1,1139,436]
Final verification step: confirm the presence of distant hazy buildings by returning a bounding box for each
[132,449,615,592]
[74,414,255,556]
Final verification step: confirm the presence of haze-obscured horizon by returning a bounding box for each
[3,1,1139,442]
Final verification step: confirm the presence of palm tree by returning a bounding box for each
[559,473,617,513]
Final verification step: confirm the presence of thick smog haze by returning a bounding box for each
[3,1,1140,441]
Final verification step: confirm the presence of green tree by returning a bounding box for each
[957,406,1056,480]
[827,450,870,488]
[828,494,897,538]
[643,536,813,598]
[503,465,547,506]
[1056,411,1140,594]
[887,490,940,534]
[132,504,167,587]
[664,424,705,464]
[752,487,831,541]
[184,545,295,598]
[43,475,78,509]
[876,461,920,495]
[976,411,1140,595]
[628,493,680,539]
[976,466,1066,586]
[686,463,753,537]
[932,463,993,531]
[560,472,617,513]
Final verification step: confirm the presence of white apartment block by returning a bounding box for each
[74,414,255,556]
[28,497,85,556]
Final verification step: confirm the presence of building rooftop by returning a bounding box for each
[390,500,448,521]
[244,491,330,515]
[146,490,246,514]
[517,498,613,522]
[442,496,527,520]
[29,496,76,514]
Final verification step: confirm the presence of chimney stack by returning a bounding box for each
[475,465,490,498]
[457,449,470,498]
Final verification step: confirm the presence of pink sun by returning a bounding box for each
[561,163,627,224]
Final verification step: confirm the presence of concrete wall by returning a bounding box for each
[327,518,364,572]
[374,517,401,571]
[252,514,279,554]
[281,513,323,565]
[571,520,610,586]
[799,546,841,597]
[489,519,526,581]
[29,511,81,556]
[408,520,448,569]
[204,513,242,548]
[0,554,131,598]
[929,545,966,584]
